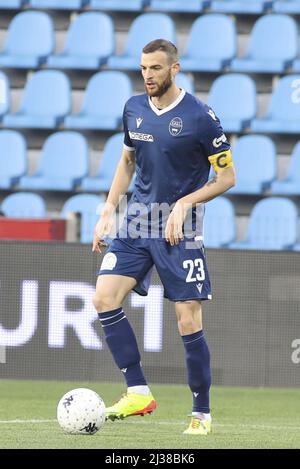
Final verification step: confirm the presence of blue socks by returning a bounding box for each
[181,330,211,414]
[98,307,147,387]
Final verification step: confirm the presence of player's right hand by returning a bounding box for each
[92,206,115,253]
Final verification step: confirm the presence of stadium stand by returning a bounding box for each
[229,198,298,250]
[1,192,46,218]
[149,0,210,12]
[211,0,273,14]
[251,75,300,134]
[81,133,123,192]
[90,0,150,10]
[228,135,276,194]
[203,197,236,248]
[19,132,89,191]
[231,14,298,73]
[65,71,132,130]
[0,130,27,189]
[271,141,300,194]
[107,13,176,70]
[3,70,71,129]
[0,2,299,249]
[0,0,28,8]
[208,74,256,132]
[0,72,10,121]
[29,0,89,9]
[61,193,105,243]
[47,12,114,70]
[180,14,236,72]
[273,0,300,14]
[0,11,54,69]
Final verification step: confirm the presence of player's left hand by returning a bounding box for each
[165,200,188,246]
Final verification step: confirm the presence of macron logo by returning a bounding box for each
[196,283,203,294]
[136,117,143,128]
[121,368,127,373]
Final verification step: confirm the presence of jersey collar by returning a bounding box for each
[148,88,186,116]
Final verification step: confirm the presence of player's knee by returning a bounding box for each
[178,316,198,333]
[92,293,120,313]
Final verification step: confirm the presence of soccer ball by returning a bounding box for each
[57,388,106,435]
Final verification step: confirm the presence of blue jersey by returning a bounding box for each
[121,89,231,239]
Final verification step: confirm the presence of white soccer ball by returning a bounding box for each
[57,388,106,435]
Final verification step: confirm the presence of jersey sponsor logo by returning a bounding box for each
[136,117,143,128]
[169,117,183,136]
[129,131,154,142]
[207,109,217,121]
[213,133,227,148]
[100,253,117,271]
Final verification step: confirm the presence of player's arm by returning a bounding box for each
[181,149,236,206]
[92,147,135,252]
[165,153,235,245]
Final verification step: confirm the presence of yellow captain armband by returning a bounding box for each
[208,149,234,173]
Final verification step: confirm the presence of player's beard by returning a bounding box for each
[145,70,173,98]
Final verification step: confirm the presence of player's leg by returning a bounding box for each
[94,240,156,420]
[150,239,212,434]
[175,300,212,435]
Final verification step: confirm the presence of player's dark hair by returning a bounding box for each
[142,39,178,64]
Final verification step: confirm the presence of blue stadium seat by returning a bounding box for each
[3,70,71,129]
[229,197,298,250]
[65,72,132,130]
[47,12,114,70]
[0,12,54,69]
[29,0,89,9]
[81,133,123,192]
[19,132,88,191]
[176,73,195,95]
[1,192,46,218]
[273,0,300,14]
[0,72,10,121]
[211,0,272,14]
[203,197,236,248]
[0,130,27,189]
[150,0,210,12]
[107,13,176,70]
[61,194,105,243]
[228,135,276,194]
[90,0,149,10]
[251,75,300,134]
[231,15,298,73]
[180,14,236,72]
[208,74,256,132]
[0,0,28,8]
[271,141,300,195]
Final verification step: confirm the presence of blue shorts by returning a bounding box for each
[98,237,212,302]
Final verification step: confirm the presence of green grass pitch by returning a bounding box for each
[0,380,299,449]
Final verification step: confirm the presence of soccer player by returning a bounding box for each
[92,39,235,435]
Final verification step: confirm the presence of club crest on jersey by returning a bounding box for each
[169,117,183,136]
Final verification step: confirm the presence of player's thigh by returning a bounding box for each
[93,274,137,312]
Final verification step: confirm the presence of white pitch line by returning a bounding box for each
[0,419,300,431]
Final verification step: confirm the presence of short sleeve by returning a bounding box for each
[200,105,231,157]
[200,105,234,172]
